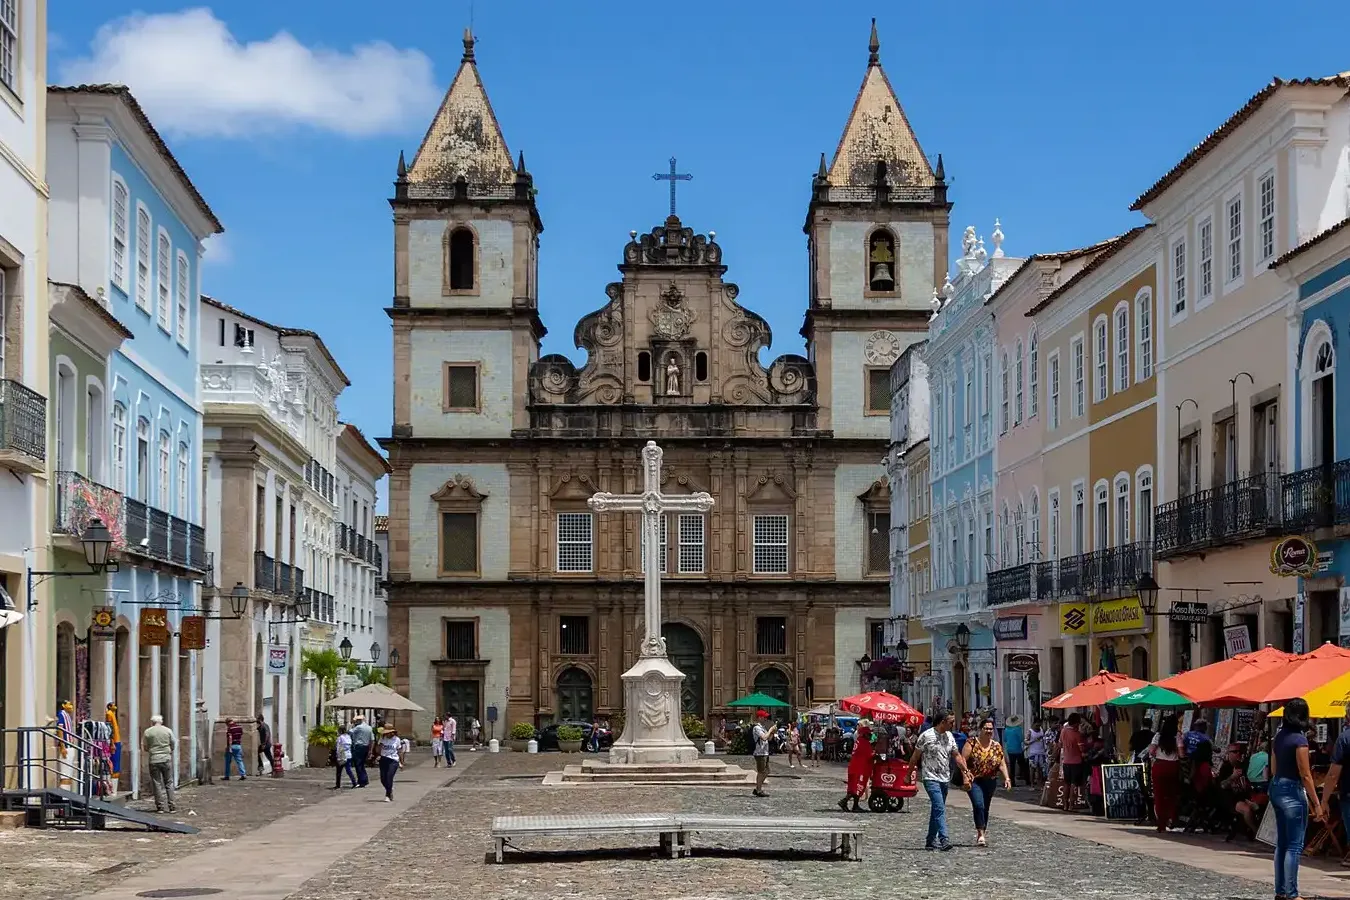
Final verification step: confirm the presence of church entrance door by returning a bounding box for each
[753,667,791,707]
[662,623,705,717]
[440,680,480,738]
[555,667,594,722]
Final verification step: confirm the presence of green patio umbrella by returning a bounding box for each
[727,692,790,708]
[1105,684,1193,708]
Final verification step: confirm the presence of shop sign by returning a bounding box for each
[1271,535,1318,578]
[1224,623,1252,658]
[1169,601,1210,625]
[266,643,290,675]
[91,606,116,641]
[1007,652,1039,673]
[994,616,1028,642]
[180,616,207,651]
[1294,592,1307,654]
[1059,597,1147,636]
[139,608,169,647]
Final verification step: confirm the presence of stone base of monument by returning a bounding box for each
[543,656,753,786]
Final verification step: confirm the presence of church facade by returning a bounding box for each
[382,24,951,737]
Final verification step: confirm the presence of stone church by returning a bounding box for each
[382,23,951,737]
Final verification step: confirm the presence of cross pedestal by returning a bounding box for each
[588,441,713,765]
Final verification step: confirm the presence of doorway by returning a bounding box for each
[753,667,791,708]
[661,623,705,716]
[440,680,480,737]
[953,661,967,720]
[555,667,594,722]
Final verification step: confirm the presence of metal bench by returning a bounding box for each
[489,813,861,863]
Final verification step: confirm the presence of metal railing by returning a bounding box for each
[1155,470,1287,559]
[277,561,293,597]
[54,471,125,548]
[0,378,46,462]
[987,563,1033,606]
[254,551,275,594]
[0,724,108,827]
[189,524,207,572]
[1283,459,1350,532]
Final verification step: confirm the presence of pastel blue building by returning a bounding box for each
[1279,220,1350,649]
[47,86,223,795]
[923,226,1021,717]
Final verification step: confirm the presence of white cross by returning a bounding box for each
[588,441,714,658]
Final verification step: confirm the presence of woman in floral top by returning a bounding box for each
[961,717,1012,847]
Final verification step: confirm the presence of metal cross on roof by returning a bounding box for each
[652,157,692,217]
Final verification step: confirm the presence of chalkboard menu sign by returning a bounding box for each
[1102,763,1148,822]
[1232,708,1257,745]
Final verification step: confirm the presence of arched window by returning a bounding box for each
[1114,302,1130,392]
[447,227,475,291]
[999,351,1009,434]
[156,229,171,329]
[695,351,708,383]
[158,431,171,508]
[1136,288,1153,380]
[1014,339,1024,424]
[86,381,105,483]
[111,178,129,290]
[1014,501,1026,564]
[1305,325,1336,466]
[135,417,149,502]
[1093,316,1108,402]
[134,205,151,310]
[867,229,896,292]
[54,362,75,472]
[1028,331,1039,418]
[177,441,190,516]
[1114,475,1130,545]
[1093,480,1109,549]
[1136,467,1153,543]
[1000,503,1011,566]
[1029,491,1040,561]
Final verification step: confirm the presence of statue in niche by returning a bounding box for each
[665,356,681,396]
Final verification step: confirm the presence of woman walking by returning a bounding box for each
[838,720,876,812]
[334,724,357,789]
[376,724,406,802]
[786,723,804,769]
[1271,698,1324,900]
[1149,715,1183,831]
[430,717,444,768]
[962,717,1011,847]
[809,720,825,768]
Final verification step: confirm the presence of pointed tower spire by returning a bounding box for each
[406,29,515,189]
[396,151,407,178]
[817,152,828,179]
[824,20,935,190]
[934,153,945,183]
[517,150,527,174]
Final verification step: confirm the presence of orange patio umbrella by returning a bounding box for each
[1211,642,1350,706]
[1042,670,1151,709]
[1155,645,1294,705]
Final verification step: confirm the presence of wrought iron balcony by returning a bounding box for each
[988,563,1033,606]
[1057,554,1082,596]
[254,550,276,594]
[277,561,294,597]
[1034,560,1056,598]
[169,516,190,568]
[1155,472,1284,559]
[189,524,207,573]
[1283,460,1350,532]
[0,378,46,471]
[1081,542,1152,595]
[147,506,170,561]
[54,471,126,549]
[125,497,148,549]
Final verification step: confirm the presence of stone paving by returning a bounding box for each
[290,753,1273,900]
[0,765,338,900]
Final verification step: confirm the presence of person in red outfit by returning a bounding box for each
[838,720,877,812]
[1149,715,1183,831]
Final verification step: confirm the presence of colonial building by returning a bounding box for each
[383,24,948,736]
[333,424,388,661]
[200,297,347,768]
[1148,76,1350,671]
[47,85,221,793]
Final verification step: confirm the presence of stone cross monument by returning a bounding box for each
[588,441,714,764]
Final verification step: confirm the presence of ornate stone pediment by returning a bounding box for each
[550,473,597,501]
[857,478,891,507]
[431,475,487,507]
[623,215,722,267]
[649,282,696,339]
[746,472,798,503]
[659,471,711,495]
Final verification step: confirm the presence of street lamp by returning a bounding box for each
[895,639,909,664]
[1136,573,1161,616]
[856,653,871,674]
[26,518,120,611]
[955,622,972,651]
[338,636,353,661]
[389,647,400,669]
[370,641,382,664]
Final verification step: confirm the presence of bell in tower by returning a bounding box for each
[868,230,896,292]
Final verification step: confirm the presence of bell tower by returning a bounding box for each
[803,19,951,437]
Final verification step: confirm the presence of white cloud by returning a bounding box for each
[201,233,230,265]
[58,8,441,138]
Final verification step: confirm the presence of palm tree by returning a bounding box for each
[353,664,390,687]
[301,648,346,723]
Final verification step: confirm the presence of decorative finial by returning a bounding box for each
[975,236,988,265]
[396,151,407,179]
[818,152,828,179]
[868,18,880,66]
[630,230,638,240]
[992,219,1004,258]
[942,272,954,299]
[934,153,946,183]
[930,287,942,311]
[516,150,527,173]
[462,28,475,62]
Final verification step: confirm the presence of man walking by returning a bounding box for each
[443,715,457,766]
[224,717,246,780]
[142,714,177,814]
[1003,714,1026,787]
[350,714,373,787]
[751,710,777,798]
[911,709,970,851]
[256,715,275,776]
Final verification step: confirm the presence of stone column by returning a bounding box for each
[213,439,261,764]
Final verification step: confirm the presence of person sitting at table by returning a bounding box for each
[1318,709,1350,865]
[1234,738,1271,840]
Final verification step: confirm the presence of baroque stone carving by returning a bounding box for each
[649,282,696,339]
[864,330,902,366]
[624,216,722,267]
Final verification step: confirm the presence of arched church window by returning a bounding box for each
[695,351,708,383]
[448,227,475,291]
[637,351,652,383]
[868,229,896,293]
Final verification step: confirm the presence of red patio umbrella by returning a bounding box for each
[838,691,924,726]
[1042,670,1151,709]
[1211,642,1350,706]
[1156,645,1294,705]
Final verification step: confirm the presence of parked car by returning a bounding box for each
[535,720,614,751]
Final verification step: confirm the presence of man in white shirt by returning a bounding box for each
[751,712,778,798]
[443,715,458,766]
[910,709,969,851]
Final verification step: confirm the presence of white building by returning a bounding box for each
[333,424,388,665]
[0,0,50,735]
[373,514,388,655]
[199,297,347,765]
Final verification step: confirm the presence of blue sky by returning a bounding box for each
[50,0,1350,471]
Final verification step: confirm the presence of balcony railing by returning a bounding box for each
[254,551,275,594]
[305,458,337,505]
[189,524,207,572]
[1000,544,1154,601]
[0,378,46,465]
[1283,460,1350,532]
[54,471,127,549]
[1155,471,1286,560]
[988,563,1033,607]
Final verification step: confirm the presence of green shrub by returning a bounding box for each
[728,729,751,756]
[509,721,536,740]
[557,724,584,742]
[609,712,625,737]
[307,723,338,747]
[682,714,708,739]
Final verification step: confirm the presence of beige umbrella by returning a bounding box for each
[328,682,425,712]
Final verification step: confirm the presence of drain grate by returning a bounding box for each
[135,890,224,898]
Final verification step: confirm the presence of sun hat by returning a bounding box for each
[1007,714,1024,727]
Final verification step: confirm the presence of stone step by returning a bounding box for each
[577,761,739,776]
[0,811,24,830]
[567,770,753,783]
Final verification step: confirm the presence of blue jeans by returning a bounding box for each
[224,743,246,778]
[1270,776,1307,899]
[443,739,456,764]
[922,779,949,846]
[970,776,997,830]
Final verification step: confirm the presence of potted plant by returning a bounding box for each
[305,723,337,768]
[681,714,708,741]
[508,721,535,753]
[556,724,585,753]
